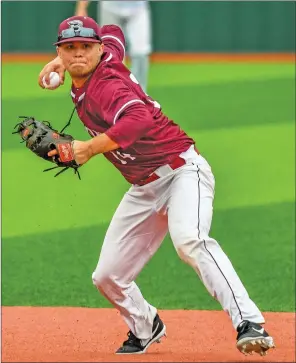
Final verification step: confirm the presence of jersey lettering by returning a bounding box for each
[111,151,136,164]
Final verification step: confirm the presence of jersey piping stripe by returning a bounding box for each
[104,53,113,62]
[196,166,243,321]
[101,35,126,59]
[70,91,75,98]
[113,99,145,124]
[78,93,86,102]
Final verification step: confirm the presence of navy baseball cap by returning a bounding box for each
[54,16,102,45]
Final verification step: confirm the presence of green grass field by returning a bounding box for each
[2,62,295,312]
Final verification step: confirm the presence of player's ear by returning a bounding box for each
[56,46,60,56]
[99,42,104,55]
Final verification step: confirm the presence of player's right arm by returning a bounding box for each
[38,56,65,89]
[101,25,126,62]
[75,1,89,16]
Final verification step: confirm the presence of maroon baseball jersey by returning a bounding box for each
[71,24,195,184]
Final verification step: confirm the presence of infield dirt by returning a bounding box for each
[2,307,295,362]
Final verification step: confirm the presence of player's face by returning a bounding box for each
[57,41,104,78]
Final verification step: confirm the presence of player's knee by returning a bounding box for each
[171,230,203,263]
[92,268,112,291]
[175,244,196,264]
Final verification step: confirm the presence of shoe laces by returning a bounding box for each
[237,320,265,339]
[123,331,142,347]
[237,320,249,332]
[237,320,250,338]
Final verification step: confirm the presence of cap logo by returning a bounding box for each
[67,20,83,31]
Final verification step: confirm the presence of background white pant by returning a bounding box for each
[99,1,151,56]
[99,1,151,91]
[92,147,264,340]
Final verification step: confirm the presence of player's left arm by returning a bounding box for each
[70,102,154,165]
[67,77,154,165]
[48,133,119,165]
[71,134,119,164]
[104,103,154,149]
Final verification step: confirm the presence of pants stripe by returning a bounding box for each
[196,167,243,321]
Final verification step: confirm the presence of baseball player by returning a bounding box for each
[38,16,275,356]
[75,0,151,92]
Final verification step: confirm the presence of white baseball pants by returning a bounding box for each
[99,1,152,56]
[99,1,151,91]
[92,146,264,340]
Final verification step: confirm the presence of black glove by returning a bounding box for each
[13,116,80,178]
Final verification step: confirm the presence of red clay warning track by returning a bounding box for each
[2,307,295,362]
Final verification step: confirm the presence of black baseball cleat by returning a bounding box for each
[236,320,275,356]
[116,313,167,354]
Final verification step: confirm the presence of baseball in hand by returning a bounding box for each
[42,72,60,88]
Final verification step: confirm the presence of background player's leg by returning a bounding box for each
[98,3,130,68]
[130,55,149,92]
[99,2,124,27]
[168,155,264,329]
[125,5,151,92]
[92,189,168,340]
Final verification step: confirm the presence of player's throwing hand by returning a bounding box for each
[38,56,66,90]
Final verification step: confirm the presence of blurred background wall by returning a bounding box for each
[2,1,295,53]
